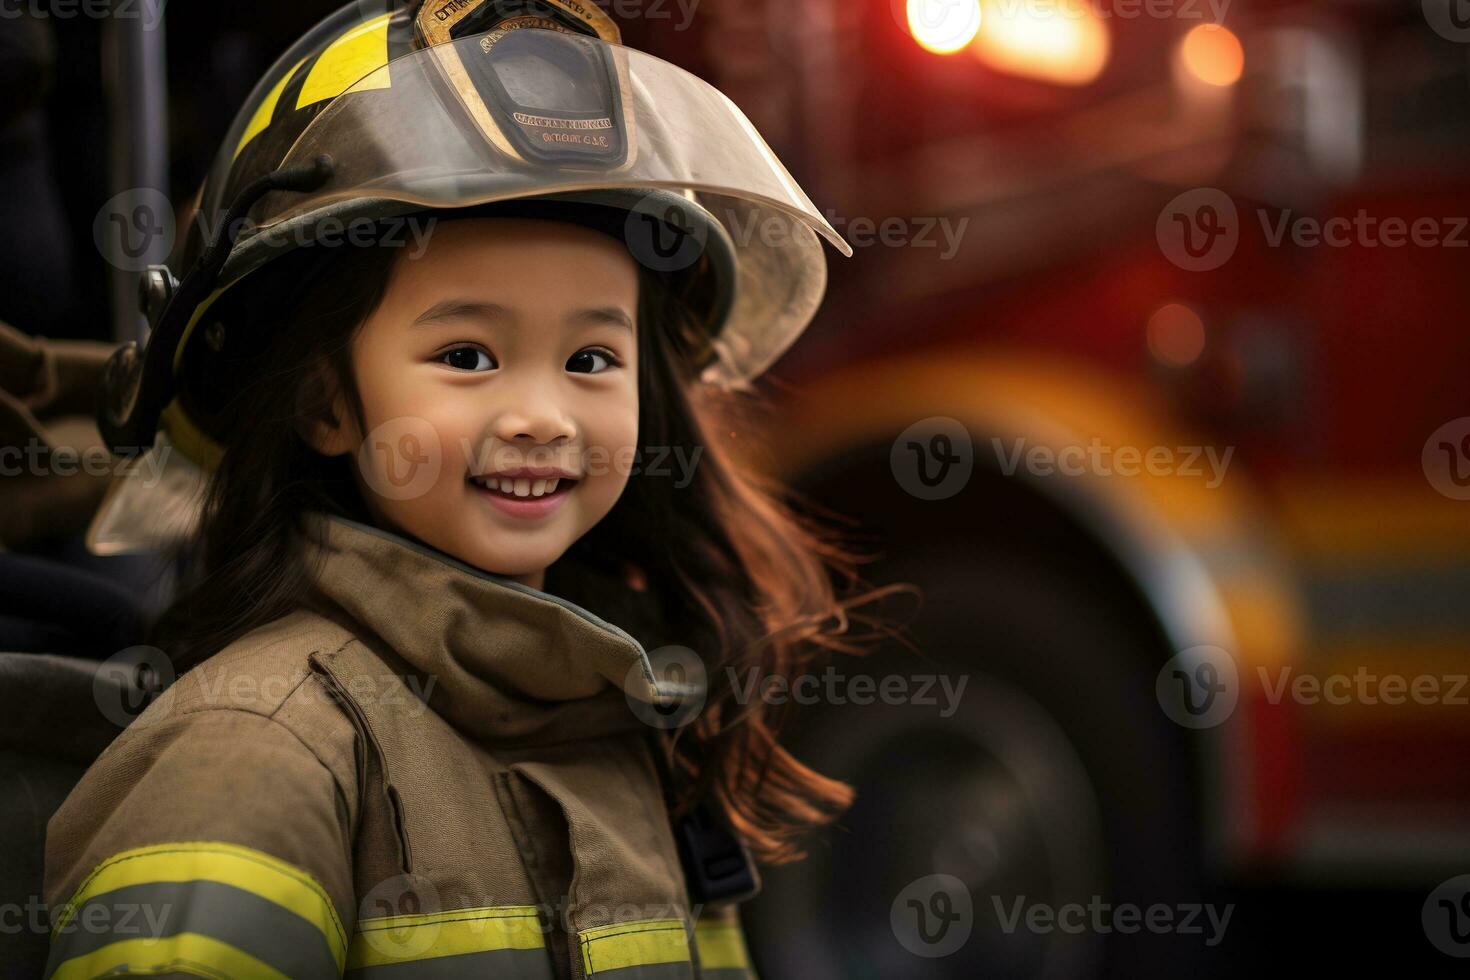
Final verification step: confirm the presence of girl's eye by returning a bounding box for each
[439,347,495,372]
[567,347,619,374]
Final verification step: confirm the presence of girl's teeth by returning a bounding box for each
[480,476,563,498]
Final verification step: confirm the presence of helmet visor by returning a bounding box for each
[242,26,853,386]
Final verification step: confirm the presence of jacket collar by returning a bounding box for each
[298,512,693,743]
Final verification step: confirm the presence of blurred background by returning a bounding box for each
[1,0,1468,975]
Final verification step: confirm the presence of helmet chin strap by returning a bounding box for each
[99,154,338,458]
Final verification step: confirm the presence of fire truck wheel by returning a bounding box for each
[743,551,1211,980]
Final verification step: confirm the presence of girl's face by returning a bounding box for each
[314,216,640,591]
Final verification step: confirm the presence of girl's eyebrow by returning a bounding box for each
[413,300,513,327]
[570,306,634,333]
[413,300,633,333]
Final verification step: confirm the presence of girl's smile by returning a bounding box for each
[468,471,580,518]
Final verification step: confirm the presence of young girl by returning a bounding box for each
[45,3,901,978]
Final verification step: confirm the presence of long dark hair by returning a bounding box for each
[154,216,912,865]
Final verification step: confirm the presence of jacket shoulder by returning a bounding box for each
[131,608,363,798]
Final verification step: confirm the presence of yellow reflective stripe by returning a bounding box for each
[48,934,286,980]
[50,932,287,980]
[297,13,392,110]
[160,397,225,472]
[233,55,309,160]
[694,920,751,971]
[580,918,690,974]
[348,905,546,968]
[50,841,346,972]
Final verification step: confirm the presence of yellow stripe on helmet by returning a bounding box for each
[297,12,394,110]
[234,55,310,161]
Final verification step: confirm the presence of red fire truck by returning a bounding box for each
[653,1,1470,976]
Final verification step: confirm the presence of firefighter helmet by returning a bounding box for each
[99,0,851,470]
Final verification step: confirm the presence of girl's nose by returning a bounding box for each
[489,393,578,447]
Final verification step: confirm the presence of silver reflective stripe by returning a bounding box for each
[47,879,341,979]
[587,963,694,980]
[345,945,555,978]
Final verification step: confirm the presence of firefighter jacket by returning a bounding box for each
[43,512,760,979]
